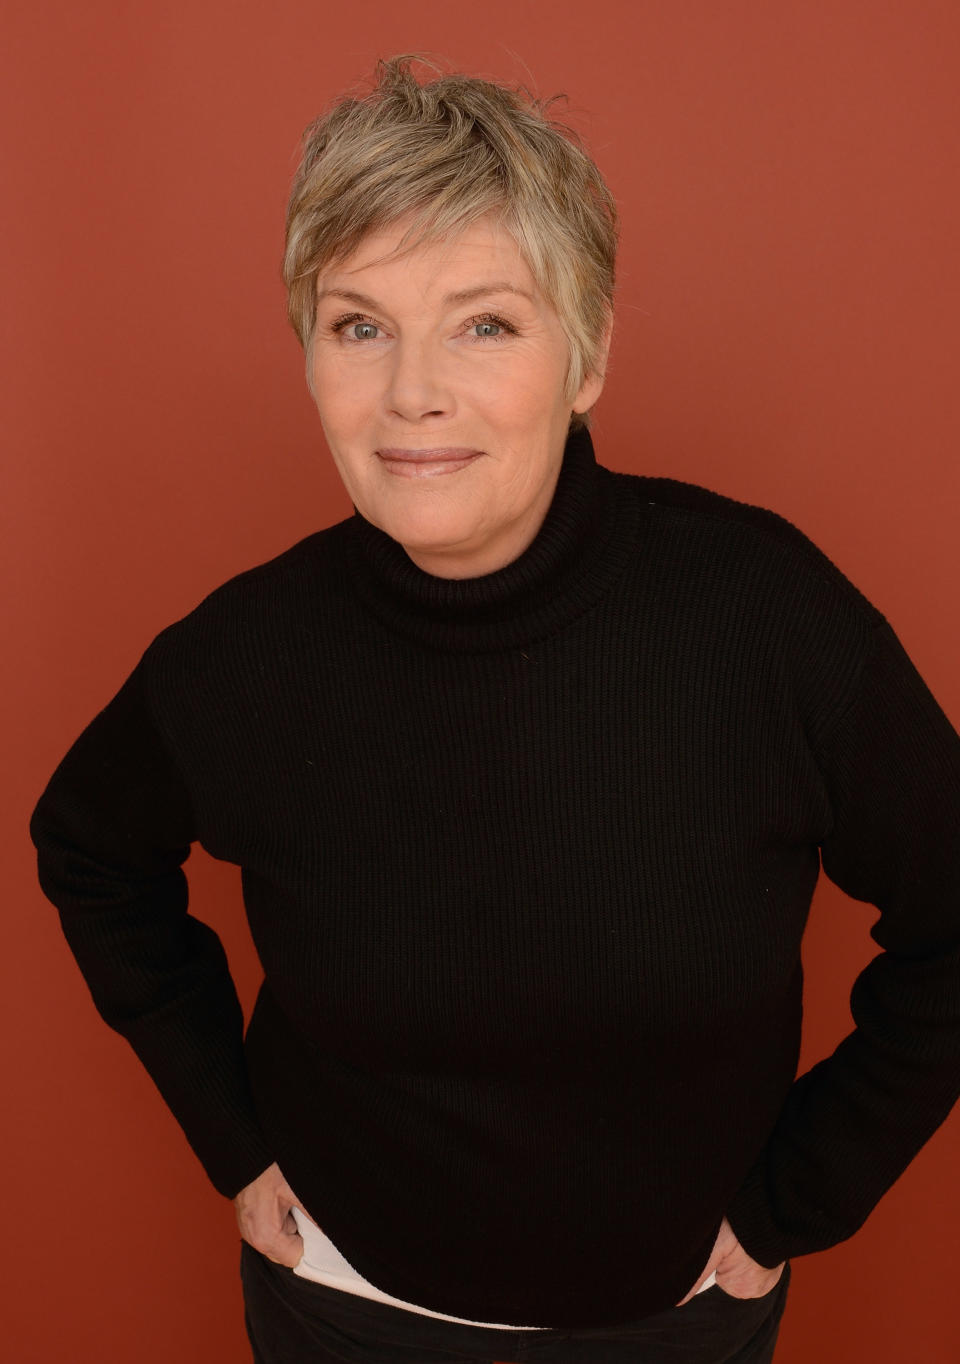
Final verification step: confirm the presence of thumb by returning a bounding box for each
[280,1180,318,1227]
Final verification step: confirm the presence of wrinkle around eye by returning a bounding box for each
[324,312,519,346]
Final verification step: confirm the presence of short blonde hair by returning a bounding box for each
[282,52,619,432]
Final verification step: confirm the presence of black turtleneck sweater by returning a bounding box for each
[29,428,960,1327]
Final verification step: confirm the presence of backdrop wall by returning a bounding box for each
[4,3,958,1361]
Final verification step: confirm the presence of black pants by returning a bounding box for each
[240,1243,791,1364]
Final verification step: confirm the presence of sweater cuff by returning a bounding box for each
[726,1158,794,1269]
[208,1137,277,1201]
[117,978,279,1200]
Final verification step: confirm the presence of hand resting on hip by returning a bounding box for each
[234,1161,314,1268]
[676,1217,786,1304]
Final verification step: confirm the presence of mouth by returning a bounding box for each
[376,448,484,478]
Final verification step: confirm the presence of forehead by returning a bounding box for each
[318,212,538,300]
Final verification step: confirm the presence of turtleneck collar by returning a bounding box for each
[340,425,638,652]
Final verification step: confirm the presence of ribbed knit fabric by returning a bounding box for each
[29,427,960,1328]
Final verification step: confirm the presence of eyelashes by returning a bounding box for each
[326,311,519,345]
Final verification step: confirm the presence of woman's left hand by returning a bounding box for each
[675,1216,785,1304]
[234,1161,310,1267]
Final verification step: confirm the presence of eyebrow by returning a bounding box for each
[315,281,536,310]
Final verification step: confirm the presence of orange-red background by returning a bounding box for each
[4,3,959,1361]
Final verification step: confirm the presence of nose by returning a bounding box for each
[384,337,454,422]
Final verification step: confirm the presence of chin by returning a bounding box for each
[377,502,480,555]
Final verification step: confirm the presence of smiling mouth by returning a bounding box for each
[376,448,483,477]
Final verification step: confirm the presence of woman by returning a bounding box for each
[30,52,960,1364]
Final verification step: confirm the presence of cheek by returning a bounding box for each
[483,360,566,421]
[326,448,376,515]
[310,363,375,431]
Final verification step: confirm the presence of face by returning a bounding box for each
[309,211,610,578]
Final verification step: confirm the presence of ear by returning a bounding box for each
[571,315,614,414]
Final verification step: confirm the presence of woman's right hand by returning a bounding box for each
[233,1161,309,1267]
[676,1217,785,1304]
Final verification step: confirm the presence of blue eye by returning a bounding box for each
[328,314,381,342]
[328,311,517,343]
[471,313,517,342]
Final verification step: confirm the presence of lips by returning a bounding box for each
[376,447,483,477]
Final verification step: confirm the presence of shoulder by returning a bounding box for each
[138,519,354,685]
[163,519,350,628]
[606,465,886,628]
[602,466,892,736]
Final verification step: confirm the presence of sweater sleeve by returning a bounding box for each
[28,647,276,1199]
[727,614,960,1267]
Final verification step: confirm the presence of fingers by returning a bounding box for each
[674,1217,740,1305]
[233,1162,308,1268]
[232,1166,322,1268]
[249,1228,305,1269]
[714,1258,785,1300]
[238,1202,304,1267]
[676,1217,785,1305]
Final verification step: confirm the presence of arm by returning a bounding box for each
[29,648,275,1199]
[727,615,960,1267]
